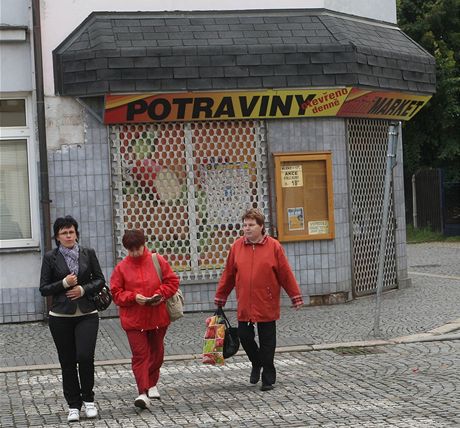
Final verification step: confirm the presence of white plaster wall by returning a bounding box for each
[325,0,396,23]
[45,97,85,150]
[40,0,397,96]
[0,0,30,25]
[0,0,33,92]
[0,43,33,92]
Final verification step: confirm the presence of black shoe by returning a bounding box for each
[249,366,261,384]
[260,384,274,391]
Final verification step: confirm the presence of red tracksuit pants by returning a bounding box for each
[126,327,167,394]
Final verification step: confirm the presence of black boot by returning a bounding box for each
[249,366,261,384]
[260,383,274,391]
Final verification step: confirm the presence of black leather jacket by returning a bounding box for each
[39,246,105,314]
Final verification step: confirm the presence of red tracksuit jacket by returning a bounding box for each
[110,248,179,331]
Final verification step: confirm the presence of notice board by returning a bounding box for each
[273,152,335,241]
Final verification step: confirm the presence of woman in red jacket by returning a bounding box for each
[215,209,304,391]
[110,229,179,409]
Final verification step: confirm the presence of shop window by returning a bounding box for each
[0,97,38,248]
[273,152,335,241]
[110,120,269,281]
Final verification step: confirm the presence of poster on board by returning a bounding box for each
[308,220,329,235]
[287,207,305,231]
[281,165,303,187]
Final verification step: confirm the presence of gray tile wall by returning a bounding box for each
[47,111,118,317]
[0,287,44,323]
[266,118,353,303]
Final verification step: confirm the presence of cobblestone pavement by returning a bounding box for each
[0,243,459,427]
[407,242,460,278]
[1,340,459,427]
[1,243,459,368]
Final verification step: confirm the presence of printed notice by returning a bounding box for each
[288,207,305,231]
[308,220,329,235]
[281,165,303,187]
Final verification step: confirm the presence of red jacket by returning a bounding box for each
[215,235,303,322]
[110,248,179,331]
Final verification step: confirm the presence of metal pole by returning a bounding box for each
[373,122,398,337]
[412,174,418,229]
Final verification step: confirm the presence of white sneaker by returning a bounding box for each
[67,408,80,422]
[148,385,160,399]
[134,393,150,409]
[83,401,98,418]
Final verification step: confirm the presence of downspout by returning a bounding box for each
[32,0,52,253]
[32,0,52,316]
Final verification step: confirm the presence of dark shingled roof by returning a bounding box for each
[53,9,436,96]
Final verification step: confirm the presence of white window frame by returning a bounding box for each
[0,94,40,249]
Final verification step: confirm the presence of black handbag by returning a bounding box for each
[216,307,240,359]
[89,284,112,311]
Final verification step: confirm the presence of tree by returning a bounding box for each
[397,0,460,182]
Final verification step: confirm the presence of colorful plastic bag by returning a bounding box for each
[202,314,226,365]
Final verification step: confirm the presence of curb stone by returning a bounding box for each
[1,320,458,374]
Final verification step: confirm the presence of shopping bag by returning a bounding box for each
[216,306,240,359]
[202,313,225,365]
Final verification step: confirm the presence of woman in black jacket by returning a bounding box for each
[40,216,105,422]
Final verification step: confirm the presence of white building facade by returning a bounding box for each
[0,0,43,322]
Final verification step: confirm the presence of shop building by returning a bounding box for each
[0,0,43,322]
[0,2,436,322]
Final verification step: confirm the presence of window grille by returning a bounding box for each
[347,119,397,296]
[110,120,269,281]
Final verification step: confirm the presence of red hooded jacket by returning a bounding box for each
[110,248,179,331]
[215,235,303,322]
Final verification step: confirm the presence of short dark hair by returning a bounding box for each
[122,229,146,250]
[53,216,80,246]
[242,208,266,234]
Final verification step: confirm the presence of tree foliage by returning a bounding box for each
[397,0,460,181]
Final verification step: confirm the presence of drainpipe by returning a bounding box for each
[32,0,52,316]
[32,0,52,253]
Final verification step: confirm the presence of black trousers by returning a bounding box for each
[238,320,276,385]
[49,313,99,409]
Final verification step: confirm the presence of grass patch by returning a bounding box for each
[407,225,460,243]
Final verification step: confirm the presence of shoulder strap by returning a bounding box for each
[151,253,163,282]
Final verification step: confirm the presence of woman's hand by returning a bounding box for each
[135,294,163,306]
[65,273,78,287]
[66,285,83,300]
[145,294,163,307]
[135,294,148,305]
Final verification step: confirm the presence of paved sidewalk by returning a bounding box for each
[1,242,459,371]
[0,243,459,428]
[1,340,459,427]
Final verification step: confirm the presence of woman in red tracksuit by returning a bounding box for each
[110,229,179,409]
